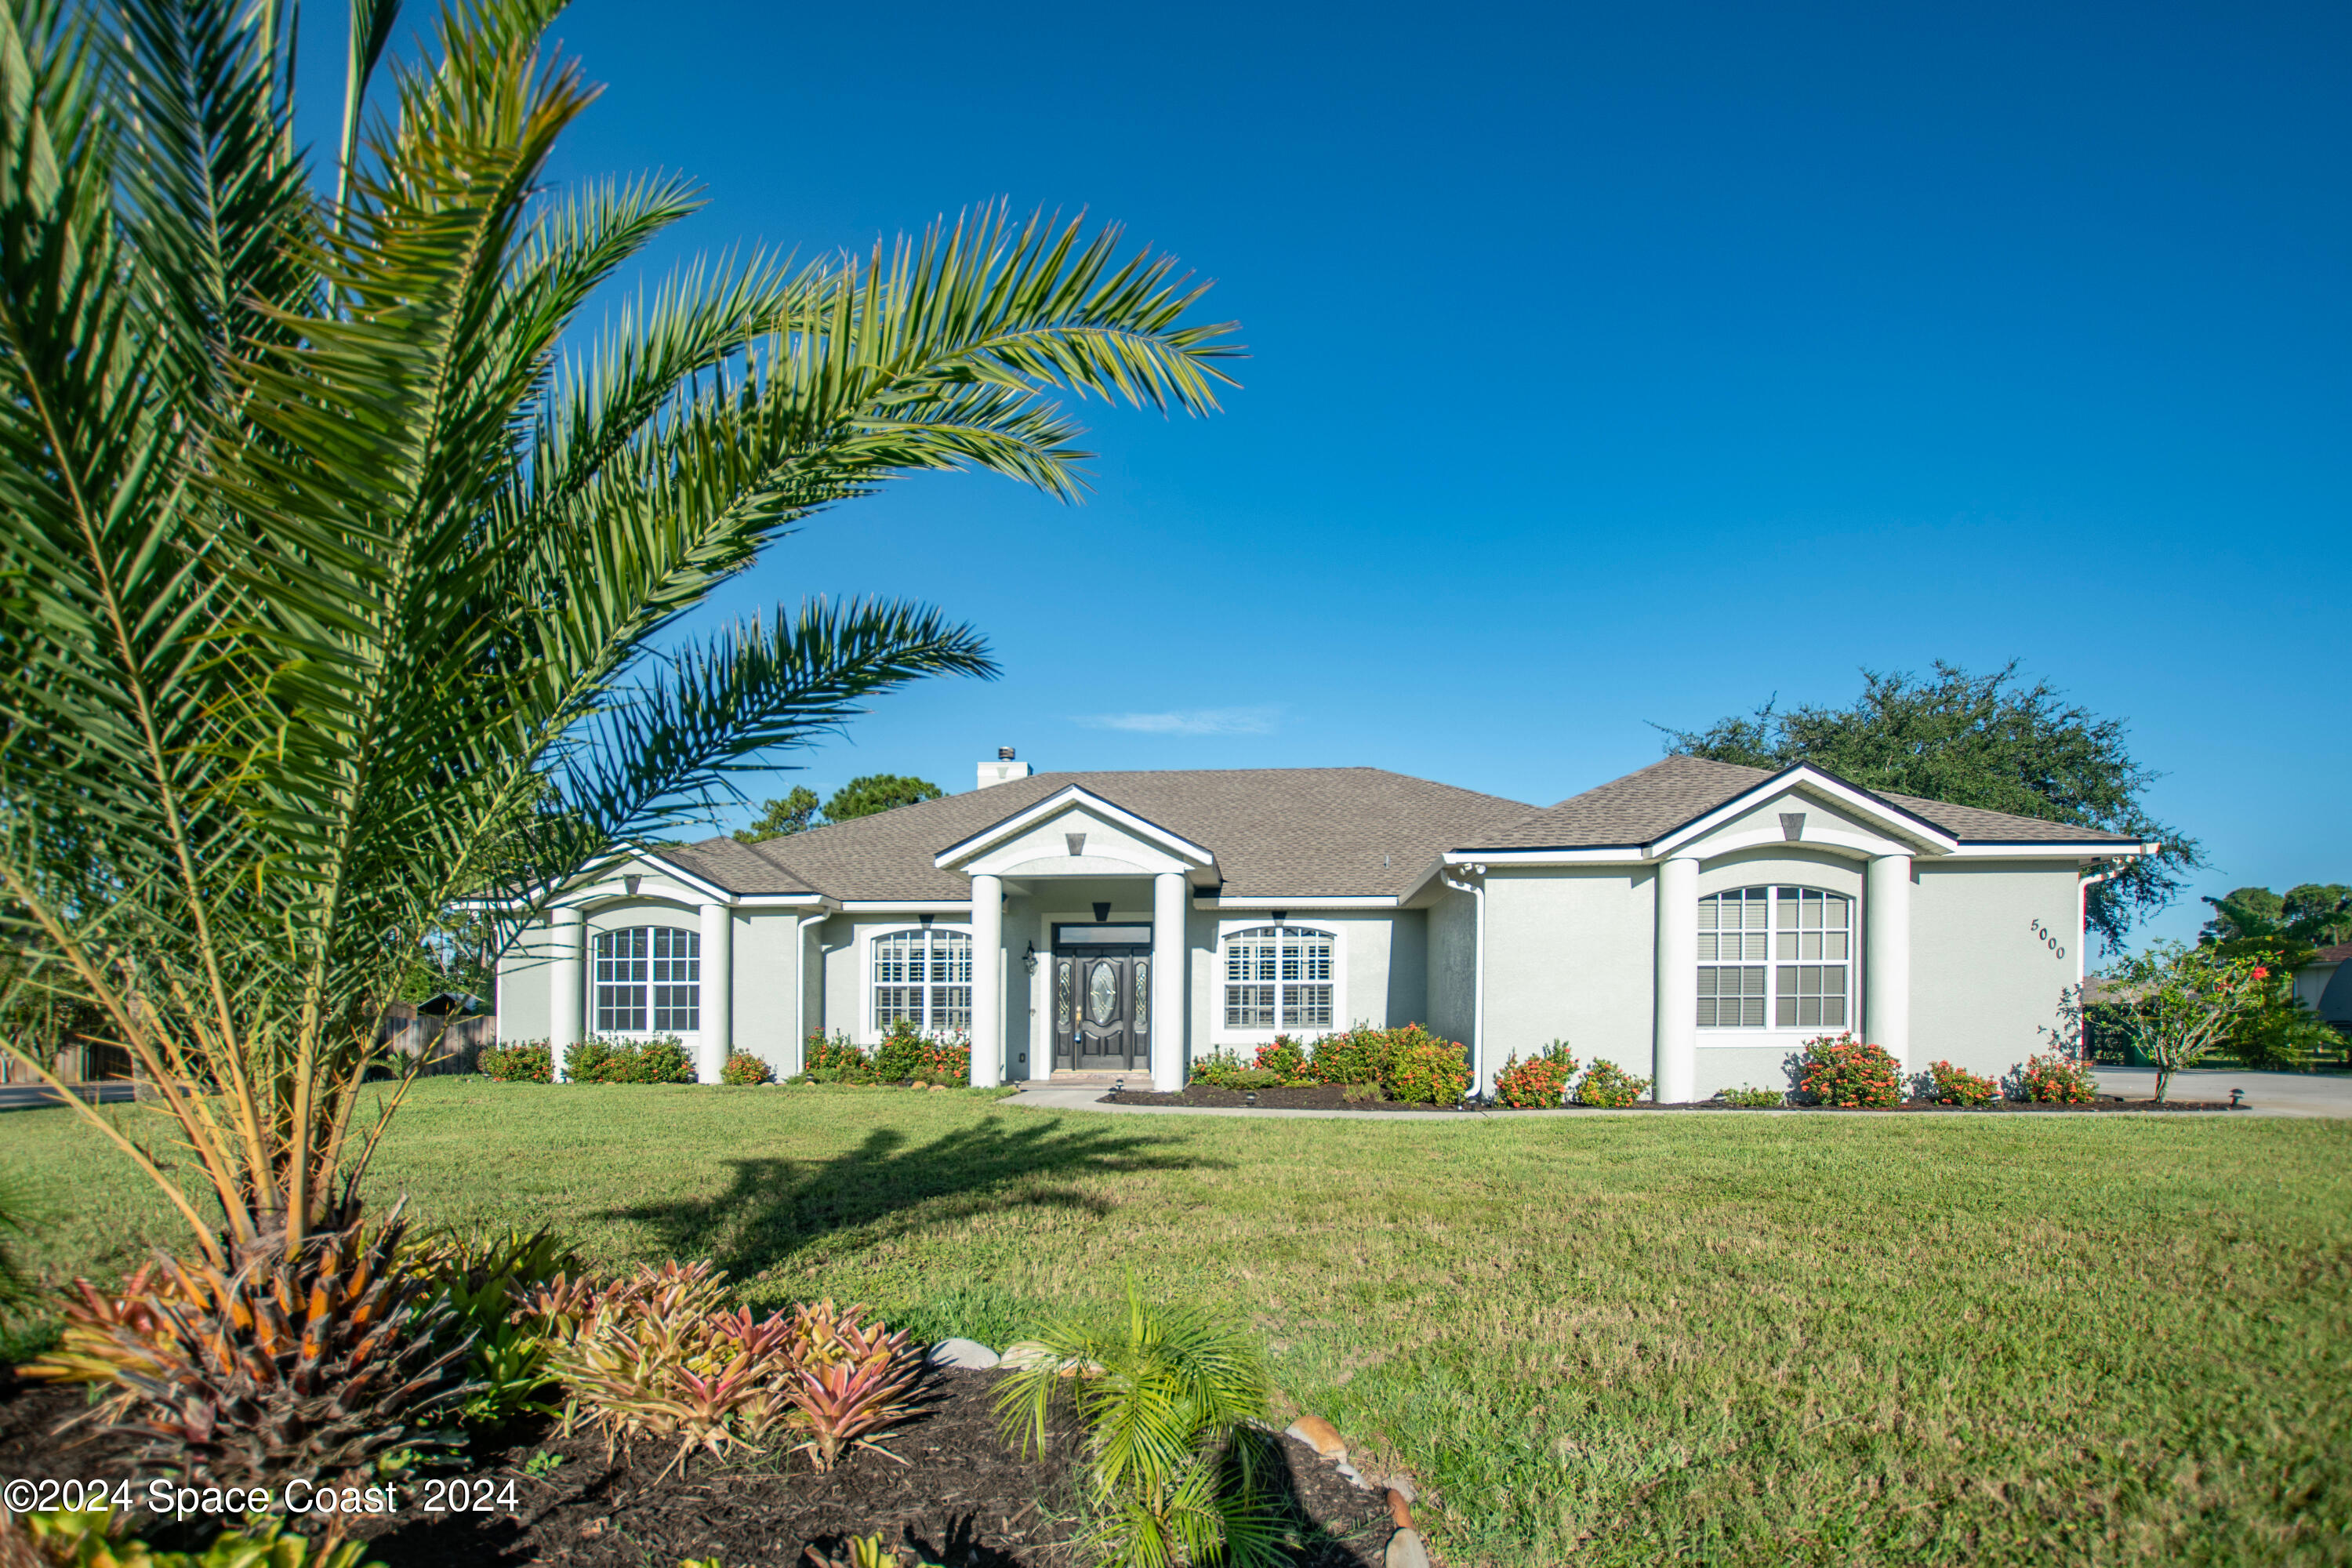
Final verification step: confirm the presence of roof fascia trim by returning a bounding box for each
[1187,895,1402,909]
[932,786,1217,871]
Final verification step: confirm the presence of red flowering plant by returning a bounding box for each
[2107,940,2274,1102]
[1492,1040,1579,1108]
[1253,1035,1312,1085]
[1573,1058,1651,1107]
[2016,1052,2098,1103]
[1796,1034,1902,1107]
[1385,1039,1473,1104]
[1925,1059,1998,1106]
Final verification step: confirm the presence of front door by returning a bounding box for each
[1054,948,1152,1071]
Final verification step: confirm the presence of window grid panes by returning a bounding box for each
[593,926,699,1033]
[873,928,973,1039]
[1221,926,1334,1031]
[1696,887,1850,1029]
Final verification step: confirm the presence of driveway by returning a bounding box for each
[2092,1066,2352,1119]
[0,1080,137,1112]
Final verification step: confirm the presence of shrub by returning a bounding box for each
[807,1030,874,1082]
[480,1039,554,1082]
[998,1280,1280,1568]
[1926,1060,1998,1106]
[873,1019,933,1080]
[1796,1034,1903,1107]
[723,1051,775,1086]
[1252,1036,1311,1083]
[412,1226,580,1430]
[1715,1085,1784,1108]
[2016,1051,2099,1104]
[27,1201,470,1487]
[1576,1058,1651,1107]
[565,1034,695,1084]
[1189,1049,1252,1088]
[1385,1038,1472,1104]
[1302,1026,1390,1087]
[918,1036,971,1085]
[1492,1040,1579,1108]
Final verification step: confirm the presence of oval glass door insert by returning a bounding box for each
[1087,960,1118,1024]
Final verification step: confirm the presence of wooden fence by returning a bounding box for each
[1,1012,497,1083]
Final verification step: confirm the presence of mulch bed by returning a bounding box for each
[1103,1087,2245,1114]
[0,1369,1390,1566]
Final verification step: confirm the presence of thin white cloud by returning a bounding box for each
[1075,706,1280,736]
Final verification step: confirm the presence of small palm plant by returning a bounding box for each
[999,1282,1283,1568]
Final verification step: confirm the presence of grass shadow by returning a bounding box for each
[611,1112,1219,1283]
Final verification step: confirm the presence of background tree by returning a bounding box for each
[1661,661,2198,950]
[825,775,946,822]
[734,786,823,843]
[2200,884,2352,957]
[0,0,1240,1261]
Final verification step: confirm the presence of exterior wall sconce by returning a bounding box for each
[1022,940,1039,975]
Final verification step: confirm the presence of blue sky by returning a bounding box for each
[326,0,2348,949]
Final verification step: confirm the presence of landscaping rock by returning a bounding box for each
[927,1338,1000,1370]
[1386,1488,1413,1529]
[1385,1527,1430,1568]
[997,1341,1055,1369]
[1335,1460,1366,1486]
[1286,1415,1348,1462]
[1388,1476,1417,1503]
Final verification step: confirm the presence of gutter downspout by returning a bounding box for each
[1441,864,1487,1098]
[2076,847,2154,990]
[793,913,829,1076]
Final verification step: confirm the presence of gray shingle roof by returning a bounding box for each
[655,768,1537,901]
[648,756,2140,900]
[1458,755,2143,851]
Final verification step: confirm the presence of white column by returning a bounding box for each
[1652,855,1698,1104]
[1152,872,1187,1092]
[699,902,733,1083]
[1867,854,1913,1070]
[970,875,1004,1087]
[550,905,586,1080]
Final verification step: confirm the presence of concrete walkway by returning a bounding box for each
[2089,1067,2352,1119]
[0,1080,136,1112]
[1002,1072,2352,1121]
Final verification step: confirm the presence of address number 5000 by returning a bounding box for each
[2027,918,2066,961]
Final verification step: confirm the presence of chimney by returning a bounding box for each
[978,746,1033,790]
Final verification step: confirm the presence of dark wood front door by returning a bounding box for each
[1054,948,1151,1071]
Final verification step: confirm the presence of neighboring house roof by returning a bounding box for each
[641,756,2142,902]
[1457,756,2147,851]
[2312,943,2352,967]
[652,768,1537,902]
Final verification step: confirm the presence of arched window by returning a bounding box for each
[1697,886,1851,1029]
[872,927,973,1039]
[593,926,699,1033]
[1221,925,1335,1031]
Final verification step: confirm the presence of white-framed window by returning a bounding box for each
[1218,924,1336,1034]
[593,925,700,1033]
[870,926,973,1040]
[1697,886,1852,1030]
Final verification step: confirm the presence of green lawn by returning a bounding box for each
[6,1080,2350,1566]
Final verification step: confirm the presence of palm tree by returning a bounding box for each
[0,0,1239,1265]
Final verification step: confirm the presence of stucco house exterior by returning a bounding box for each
[2293,942,2352,1034]
[492,752,2151,1100]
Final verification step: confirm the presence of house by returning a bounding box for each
[491,752,2151,1100]
[2295,943,2352,1034]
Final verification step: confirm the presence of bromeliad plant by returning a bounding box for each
[998,1282,1282,1568]
[0,0,1240,1275]
[27,1200,472,1487]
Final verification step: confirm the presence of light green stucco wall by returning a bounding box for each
[1480,868,1656,1069]
[1425,890,1476,1049]
[1911,861,2082,1081]
[493,915,554,1044]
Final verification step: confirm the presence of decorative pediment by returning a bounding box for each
[1651,767,1957,860]
[935,787,1218,880]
